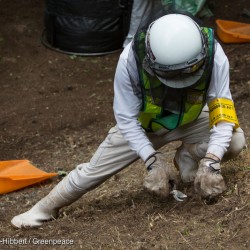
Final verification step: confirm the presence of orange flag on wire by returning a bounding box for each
[0,160,57,194]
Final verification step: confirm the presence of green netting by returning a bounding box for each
[161,0,213,17]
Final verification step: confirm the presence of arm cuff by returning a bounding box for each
[138,145,156,162]
[206,145,225,160]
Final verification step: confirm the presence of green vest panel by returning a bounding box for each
[134,27,214,132]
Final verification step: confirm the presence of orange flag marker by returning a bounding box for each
[0,160,57,194]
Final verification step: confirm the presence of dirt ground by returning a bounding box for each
[0,0,249,249]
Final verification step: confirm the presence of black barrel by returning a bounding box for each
[42,0,132,55]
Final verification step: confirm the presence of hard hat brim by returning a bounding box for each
[155,66,205,89]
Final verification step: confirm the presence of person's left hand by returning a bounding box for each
[194,158,226,200]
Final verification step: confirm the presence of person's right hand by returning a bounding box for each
[143,152,179,197]
[194,158,227,200]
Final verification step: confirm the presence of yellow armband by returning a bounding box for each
[208,98,239,128]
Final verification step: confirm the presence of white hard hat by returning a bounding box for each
[145,14,207,88]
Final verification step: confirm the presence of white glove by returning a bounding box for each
[143,152,179,197]
[194,158,227,200]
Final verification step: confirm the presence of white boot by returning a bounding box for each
[11,174,83,228]
[174,142,207,183]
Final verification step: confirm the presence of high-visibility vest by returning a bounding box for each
[133,27,215,132]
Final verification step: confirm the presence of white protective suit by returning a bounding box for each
[11,23,246,229]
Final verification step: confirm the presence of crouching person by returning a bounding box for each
[11,12,246,228]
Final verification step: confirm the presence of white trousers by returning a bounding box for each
[67,109,245,193]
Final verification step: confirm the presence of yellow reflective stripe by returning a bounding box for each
[181,90,204,125]
[143,96,162,114]
[151,122,164,132]
[138,112,155,130]
[209,98,239,128]
[181,103,202,126]
[139,96,162,131]
[143,74,151,89]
